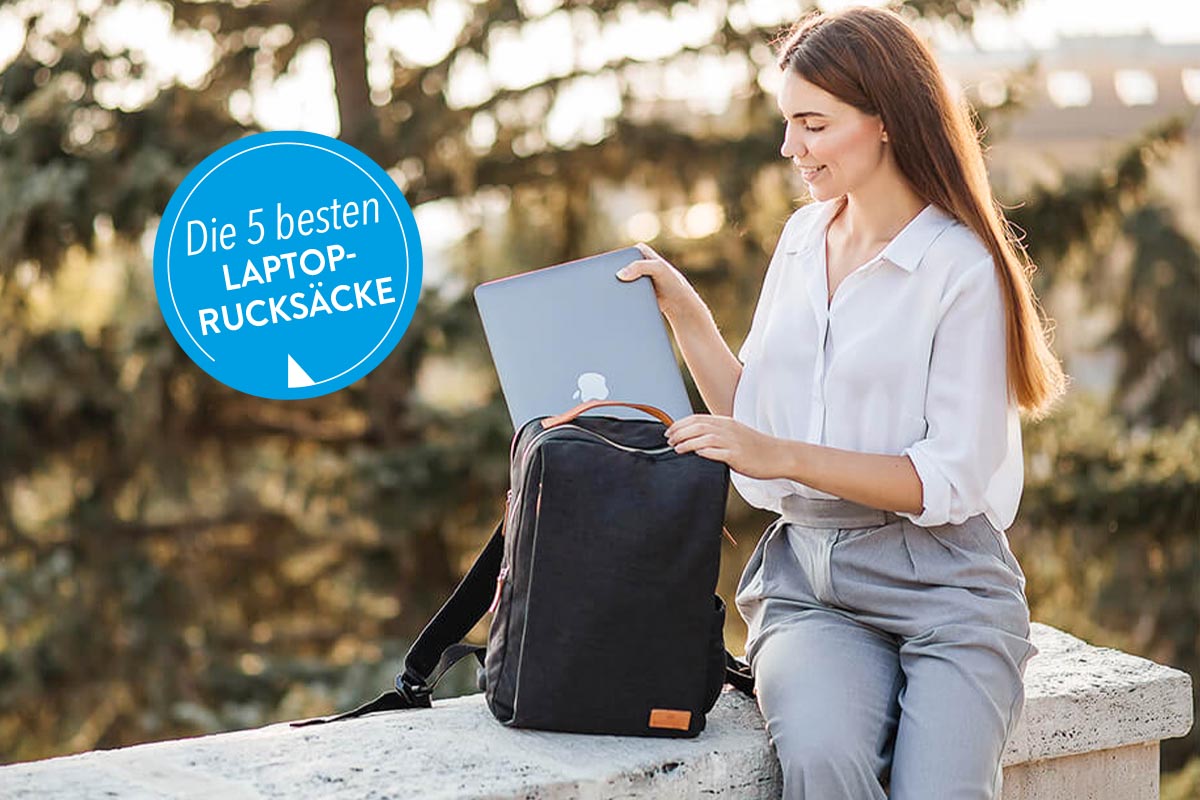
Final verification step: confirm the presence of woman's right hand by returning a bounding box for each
[615,242,703,322]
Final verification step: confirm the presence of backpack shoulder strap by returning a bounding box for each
[291,517,504,727]
[725,649,755,697]
[401,517,504,681]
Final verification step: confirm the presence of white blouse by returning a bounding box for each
[731,199,1023,532]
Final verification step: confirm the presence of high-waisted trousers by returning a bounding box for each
[734,495,1037,799]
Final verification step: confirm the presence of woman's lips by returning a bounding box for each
[801,165,826,181]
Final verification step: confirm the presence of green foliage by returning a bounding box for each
[1109,203,1200,425]
[1017,394,1199,766]
[1005,119,1200,426]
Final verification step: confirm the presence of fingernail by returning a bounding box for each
[617,268,631,278]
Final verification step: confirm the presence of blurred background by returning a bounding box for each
[0,0,1196,793]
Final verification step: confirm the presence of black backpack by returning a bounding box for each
[294,401,755,737]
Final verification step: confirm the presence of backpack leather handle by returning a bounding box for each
[541,400,675,429]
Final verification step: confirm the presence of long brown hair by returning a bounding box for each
[776,6,1067,419]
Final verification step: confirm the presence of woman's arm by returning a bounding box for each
[663,416,925,515]
[778,442,925,515]
[662,301,743,418]
[617,244,742,417]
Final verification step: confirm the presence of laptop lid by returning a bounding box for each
[474,246,695,431]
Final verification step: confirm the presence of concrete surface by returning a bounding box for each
[1001,742,1160,800]
[2,623,1192,799]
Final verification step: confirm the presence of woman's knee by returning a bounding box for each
[769,722,887,798]
[770,716,878,770]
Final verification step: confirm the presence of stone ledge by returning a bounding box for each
[3,692,781,799]
[1008,622,1193,764]
[2,623,1193,799]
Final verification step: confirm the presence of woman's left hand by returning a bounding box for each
[665,414,792,480]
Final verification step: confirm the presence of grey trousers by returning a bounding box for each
[734,495,1037,800]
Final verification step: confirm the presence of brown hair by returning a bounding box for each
[776,6,1067,419]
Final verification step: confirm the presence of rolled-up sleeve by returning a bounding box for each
[899,255,1011,527]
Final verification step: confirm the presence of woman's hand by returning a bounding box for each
[665,414,792,480]
[616,243,703,322]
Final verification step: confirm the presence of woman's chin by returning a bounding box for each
[805,184,836,202]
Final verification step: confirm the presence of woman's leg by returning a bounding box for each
[887,623,1033,799]
[750,606,904,800]
[831,514,1035,800]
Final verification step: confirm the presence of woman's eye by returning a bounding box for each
[804,126,826,133]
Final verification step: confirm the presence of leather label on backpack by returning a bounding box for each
[648,708,692,731]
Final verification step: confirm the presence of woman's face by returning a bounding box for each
[777,69,887,202]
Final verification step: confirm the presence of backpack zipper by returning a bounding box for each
[505,423,674,538]
[507,423,733,549]
[511,471,545,719]
[487,563,509,614]
[523,422,675,461]
[520,425,736,542]
[494,419,724,618]
[564,424,676,455]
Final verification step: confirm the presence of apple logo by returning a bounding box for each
[573,372,610,402]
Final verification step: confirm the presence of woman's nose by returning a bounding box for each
[781,134,805,159]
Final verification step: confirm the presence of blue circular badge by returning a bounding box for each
[153,131,423,400]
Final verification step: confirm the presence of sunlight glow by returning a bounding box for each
[250,41,340,137]
[625,211,662,242]
[1114,69,1158,106]
[1046,70,1093,107]
[1183,68,1200,104]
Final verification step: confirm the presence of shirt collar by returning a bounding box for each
[787,199,958,273]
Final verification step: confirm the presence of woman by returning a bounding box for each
[617,6,1067,799]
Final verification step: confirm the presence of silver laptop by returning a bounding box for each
[474,246,695,431]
